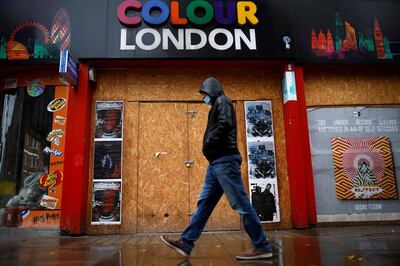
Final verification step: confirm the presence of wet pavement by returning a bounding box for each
[0,225,400,265]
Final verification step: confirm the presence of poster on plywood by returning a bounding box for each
[245,101,280,223]
[92,101,124,225]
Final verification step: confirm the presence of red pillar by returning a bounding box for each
[294,66,317,226]
[282,64,317,228]
[60,63,92,235]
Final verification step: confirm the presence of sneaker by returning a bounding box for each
[236,248,273,260]
[160,236,191,257]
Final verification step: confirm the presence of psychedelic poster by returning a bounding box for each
[331,136,397,200]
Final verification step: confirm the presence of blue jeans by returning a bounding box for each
[181,154,271,252]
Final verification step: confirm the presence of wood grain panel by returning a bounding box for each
[121,102,139,233]
[268,100,292,229]
[95,68,281,102]
[304,67,400,106]
[188,103,241,231]
[138,103,189,233]
[235,102,249,194]
[88,66,292,233]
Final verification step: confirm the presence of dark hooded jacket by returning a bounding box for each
[200,77,240,162]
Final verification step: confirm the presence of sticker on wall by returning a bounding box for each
[21,210,30,220]
[39,170,63,188]
[40,194,59,209]
[54,115,66,125]
[91,181,121,225]
[47,97,66,112]
[245,101,280,223]
[331,136,397,199]
[43,146,63,156]
[46,129,64,146]
[27,79,45,97]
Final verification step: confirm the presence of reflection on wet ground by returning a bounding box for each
[0,225,400,265]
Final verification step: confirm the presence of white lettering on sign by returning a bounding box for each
[354,204,383,211]
[120,28,257,51]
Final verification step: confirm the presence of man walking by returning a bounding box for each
[161,77,272,260]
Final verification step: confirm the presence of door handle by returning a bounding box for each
[184,160,194,167]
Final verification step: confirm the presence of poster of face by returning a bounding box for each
[95,102,123,139]
[250,181,280,223]
[94,141,122,179]
[245,101,280,223]
[91,181,121,224]
[245,101,274,141]
[247,141,276,180]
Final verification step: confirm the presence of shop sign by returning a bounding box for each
[39,170,64,188]
[59,50,78,87]
[47,98,67,112]
[282,71,297,104]
[117,0,259,52]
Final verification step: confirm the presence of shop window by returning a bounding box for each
[0,87,54,224]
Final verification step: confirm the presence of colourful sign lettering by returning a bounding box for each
[117,0,259,27]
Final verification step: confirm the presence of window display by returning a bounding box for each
[0,85,68,228]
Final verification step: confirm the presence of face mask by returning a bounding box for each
[203,95,212,105]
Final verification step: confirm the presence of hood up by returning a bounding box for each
[199,77,224,98]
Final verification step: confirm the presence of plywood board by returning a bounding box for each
[120,102,139,233]
[95,68,281,102]
[138,103,189,233]
[88,67,292,233]
[304,67,400,106]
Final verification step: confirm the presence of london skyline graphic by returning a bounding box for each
[311,12,398,60]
